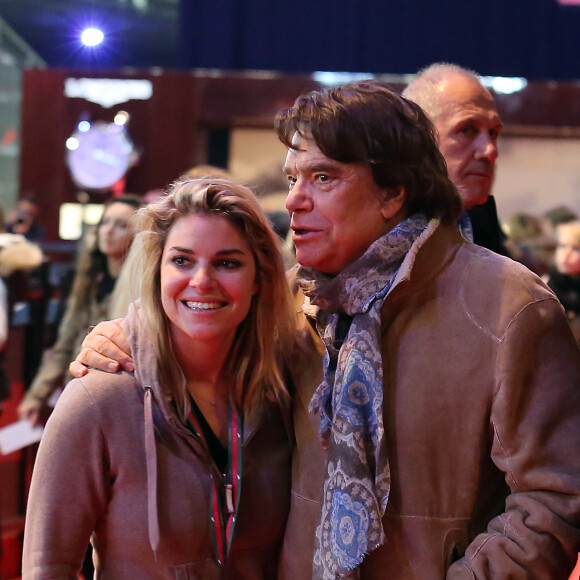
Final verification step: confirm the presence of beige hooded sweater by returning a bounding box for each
[23,302,293,579]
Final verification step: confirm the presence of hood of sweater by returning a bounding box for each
[123,300,192,558]
[122,300,274,560]
[124,300,185,426]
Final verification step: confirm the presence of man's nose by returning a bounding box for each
[285,178,313,213]
[475,132,499,162]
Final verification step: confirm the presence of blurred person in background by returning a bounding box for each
[6,197,46,242]
[403,63,510,256]
[548,220,580,344]
[542,205,579,242]
[503,212,556,277]
[0,199,43,415]
[0,201,43,579]
[18,195,142,426]
[180,164,232,181]
[544,205,578,229]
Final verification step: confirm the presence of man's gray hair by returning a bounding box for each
[402,63,481,119]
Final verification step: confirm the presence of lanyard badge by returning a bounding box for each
[189,405,243,579]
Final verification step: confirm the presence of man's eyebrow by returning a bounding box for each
[284,161,339,175]
[308,162,337,172]
[455,112,503,126]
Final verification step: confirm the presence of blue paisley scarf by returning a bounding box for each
[297,214,430,579]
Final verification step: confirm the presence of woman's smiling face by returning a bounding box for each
[160,213,258,350]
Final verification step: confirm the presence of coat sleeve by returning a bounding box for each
[447,297,580,579]
[22,296,89,407]
[22,377,110,579]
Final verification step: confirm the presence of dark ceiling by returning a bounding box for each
[0,0,179,70]
[2,1,580,80]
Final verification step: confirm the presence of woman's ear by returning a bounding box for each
[381,186,406,221]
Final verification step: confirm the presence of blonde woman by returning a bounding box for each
[23,178,297,579]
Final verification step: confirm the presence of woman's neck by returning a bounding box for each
[176,338,231,401]
[172,331,237,445]
[181,345,232,446]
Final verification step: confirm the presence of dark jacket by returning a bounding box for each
[548,266,580,316]
[467,195,510,256]
[548,266,580,345]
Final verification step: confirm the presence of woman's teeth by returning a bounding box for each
[185,301,223,311]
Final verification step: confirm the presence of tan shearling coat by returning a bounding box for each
[279,222,580,579]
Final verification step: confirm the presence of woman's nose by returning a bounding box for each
[190,265,214,290]
[99,224,112,238]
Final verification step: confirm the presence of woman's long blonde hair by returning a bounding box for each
[137,177,297,419]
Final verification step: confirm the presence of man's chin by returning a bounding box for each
[296,251,339,275]
[295,249,318,270]
[460,189,491,210]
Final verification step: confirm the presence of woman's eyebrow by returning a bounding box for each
[215,249,246,256]
[168,247,246,256]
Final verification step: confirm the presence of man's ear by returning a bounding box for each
[381,187,406,220]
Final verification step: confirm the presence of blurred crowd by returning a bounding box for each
[503,205,580,343]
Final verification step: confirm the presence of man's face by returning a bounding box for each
[284,135,403,275]
[432,75,502,210]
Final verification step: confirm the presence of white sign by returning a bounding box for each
[0,420,43,455]
[65,78,153,108]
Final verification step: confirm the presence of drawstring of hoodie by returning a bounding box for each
[143,382,243,575]
[144,386,160,560]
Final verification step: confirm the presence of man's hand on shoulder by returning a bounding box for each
[69,319,134,377]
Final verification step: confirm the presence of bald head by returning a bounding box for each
[403,64,482,117]
[403,64,503,210]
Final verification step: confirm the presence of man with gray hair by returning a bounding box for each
[403,63,509,255]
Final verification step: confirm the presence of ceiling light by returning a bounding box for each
[81,28,105,47]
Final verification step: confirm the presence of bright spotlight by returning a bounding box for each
[66,137,80,151]
[480,76,528,95]
[114,111,130,126]
[81,28,104,47]
[78,120,91,132]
